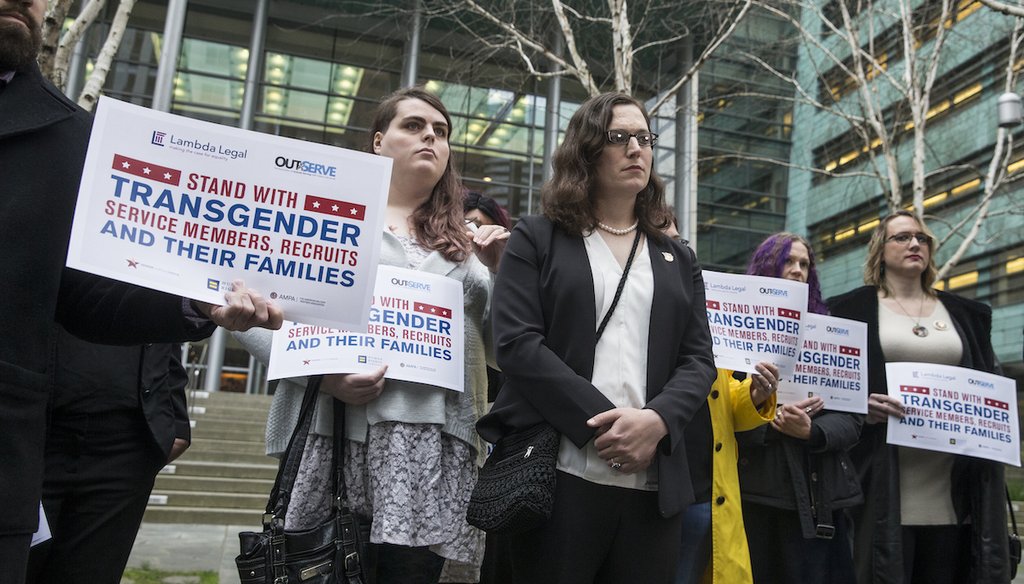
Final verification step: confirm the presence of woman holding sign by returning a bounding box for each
[736,232,863,584]
[829,211,1007,584]
[476,92,716,583]
[237,87,507,583]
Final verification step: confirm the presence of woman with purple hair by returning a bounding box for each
[735,233,863,584]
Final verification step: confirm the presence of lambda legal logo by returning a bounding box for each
[151,131,166,146]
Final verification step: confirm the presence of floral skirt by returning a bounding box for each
[284,421,484,567]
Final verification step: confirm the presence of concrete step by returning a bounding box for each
[154,474,274,495]
[191,426,268,442]
[187,438,268,456]
[149,489,268,510]
[191,416,268,431]
[142,505,265,526]
[192,409,270,423]
[178,449,274,465]
[161,459,277,480]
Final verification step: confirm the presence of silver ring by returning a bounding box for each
[611,462,623,470]
[805,407,813,415]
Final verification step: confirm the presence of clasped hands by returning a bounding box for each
[588,408,668,475]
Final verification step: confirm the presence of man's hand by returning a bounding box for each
[194,280,283,331]
[166,438,189,463]
[321,366,388,405]
[587,408,668,475]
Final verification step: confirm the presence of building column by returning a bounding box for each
[674,39,699,244]
[239,0,269,132]
[541,29,564,195]
[151,0,187,112]
[401,0,422,88]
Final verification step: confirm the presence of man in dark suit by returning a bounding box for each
[27,333,191,584]
[0,2,281,581]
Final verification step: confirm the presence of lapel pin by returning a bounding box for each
[662,252,674,262]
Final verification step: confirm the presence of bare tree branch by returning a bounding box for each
[78,0,136,111]
[978,0,1024,18]
[52,0,105,92]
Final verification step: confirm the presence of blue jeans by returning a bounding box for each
[676,501,712,584]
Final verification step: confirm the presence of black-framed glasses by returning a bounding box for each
[607,130,658,148]
[886,232,932,246]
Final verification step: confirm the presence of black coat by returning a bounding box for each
[828,286,1008,584]
[477,216,717,517]
[53,330,190,458]
[736,405,863,538]
[0,64,211,535]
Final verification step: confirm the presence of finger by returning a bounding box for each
[588,409,623,428]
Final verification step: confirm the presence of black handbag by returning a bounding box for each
[236,376,372,584]
[467,229,642,535]
[1008,486,1021,579]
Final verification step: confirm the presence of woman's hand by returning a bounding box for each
[866,393,905,425]
[587,408,668,475]
[467,224,510,273]
[749,361,780,407]
[771,396,824,440]
[320,365,388,405]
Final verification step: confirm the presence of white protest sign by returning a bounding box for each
[778,314,868,414]
[702,271,808,377]
[885,362,1020,466]
[66,97,391,330]
[268,266,465,392]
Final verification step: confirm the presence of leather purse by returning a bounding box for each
[236,376,372,584]
[467,229,643,535]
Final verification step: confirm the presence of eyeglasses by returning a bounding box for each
[607,130,658,148]
[886,232,932,246]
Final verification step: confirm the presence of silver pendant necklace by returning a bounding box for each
[891,294,928,337]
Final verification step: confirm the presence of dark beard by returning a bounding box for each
[0,16,42,72]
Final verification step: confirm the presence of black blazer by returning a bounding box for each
[478,216,716,517]
[0,64,211,535]
[53,329,190,458]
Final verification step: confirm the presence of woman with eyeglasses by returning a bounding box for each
[828,211,1008,584]
[476,92,715,583]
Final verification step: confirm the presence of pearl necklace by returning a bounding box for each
[596,220,639,235]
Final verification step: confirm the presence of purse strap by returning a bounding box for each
[1008,485,1019,537]
[266,375,325,521]
[595,228,642,342]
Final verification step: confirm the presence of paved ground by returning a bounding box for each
[124,521,1024,583]
[124,523,259,584]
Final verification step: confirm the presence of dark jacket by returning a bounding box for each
[0,64,211,535]
[477,216,717,517]
[53,329,191,458]
[829,286,1008,584]
[737,405,863,538]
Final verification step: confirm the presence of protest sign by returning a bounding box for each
[66,97,391,330]
[886,362,1020,466]
[702,271,808,377]
[268,266,465,392]
[778,314,868,414]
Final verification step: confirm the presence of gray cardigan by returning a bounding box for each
[236,231,494,464]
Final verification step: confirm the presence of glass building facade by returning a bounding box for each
[68,0,799,390]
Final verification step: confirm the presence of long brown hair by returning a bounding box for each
[863,210,938,296]
[542,92,671,238]
[367,87,470,263]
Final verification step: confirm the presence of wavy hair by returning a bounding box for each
[747,232,828,315]
[863,210,938,297]
[367,87,470,263]
[542,92,671,239]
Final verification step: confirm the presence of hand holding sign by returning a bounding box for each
[772,396,824,440]
[867,393,905,425]
[194,279,284,331]
[322,365,388,405]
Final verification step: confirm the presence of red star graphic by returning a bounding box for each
[126,259,139,268]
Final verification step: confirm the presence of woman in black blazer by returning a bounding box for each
[477,92,716,584]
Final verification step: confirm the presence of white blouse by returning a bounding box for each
[556,230,656,490]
